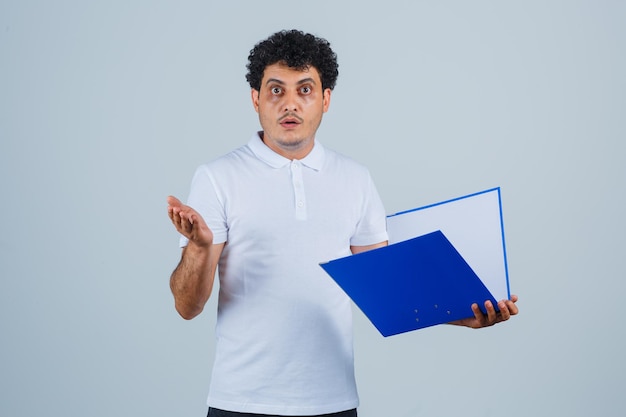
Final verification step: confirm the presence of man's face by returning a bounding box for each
[251,62,331,160]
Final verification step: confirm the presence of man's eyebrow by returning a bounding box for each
[264,77,317,86]
[265,78,285,86]
[296,77,317,85]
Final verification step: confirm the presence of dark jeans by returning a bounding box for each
[207,407,357,417]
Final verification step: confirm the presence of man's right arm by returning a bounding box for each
[167,196,225,320]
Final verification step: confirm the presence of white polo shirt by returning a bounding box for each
[181,133,388,415]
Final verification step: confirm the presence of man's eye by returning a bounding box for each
[300,86,311,94]
[271,87,282,95]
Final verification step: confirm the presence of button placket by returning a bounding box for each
[290,161,307,220]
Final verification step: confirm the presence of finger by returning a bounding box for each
[168,197,184,221]
[469,303,484,328]
[172,207,183,225]
[168,203,183,221]
[470,302,481,317]
[168,206,181,225]
[170,207,192,236]
[505,299,519,316]
[167,195,183,208]
[179,211,194,234]
[484,300,497,324]
[497,300,511,321]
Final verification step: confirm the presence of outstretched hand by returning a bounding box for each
[450,294,519,329]
[167,196,213,248]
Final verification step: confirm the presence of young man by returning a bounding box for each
[167,30,518,417]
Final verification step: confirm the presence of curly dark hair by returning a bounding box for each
[246,29,339,91]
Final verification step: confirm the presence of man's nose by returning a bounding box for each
[283,90,298,112]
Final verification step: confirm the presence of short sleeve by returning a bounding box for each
[349,171,388,247]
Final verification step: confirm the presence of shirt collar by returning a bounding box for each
[247,131,325,171]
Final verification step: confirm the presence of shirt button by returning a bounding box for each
[297,201,304,207]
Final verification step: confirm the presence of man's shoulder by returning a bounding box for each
[199,143,254,169]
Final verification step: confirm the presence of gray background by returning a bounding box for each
[1,1,624,416]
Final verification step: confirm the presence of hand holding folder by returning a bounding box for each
[320,188,518,337]
[448,294,519,329]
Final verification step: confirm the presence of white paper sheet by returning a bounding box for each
[386,188,510,302]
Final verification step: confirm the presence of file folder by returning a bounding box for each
[319,188,510,337]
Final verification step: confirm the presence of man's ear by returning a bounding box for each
[322,88,332,113]
[251,89,260,113]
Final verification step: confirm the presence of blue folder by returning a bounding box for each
[320,230,498,337]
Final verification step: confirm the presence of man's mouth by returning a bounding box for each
[279,115,303,128]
